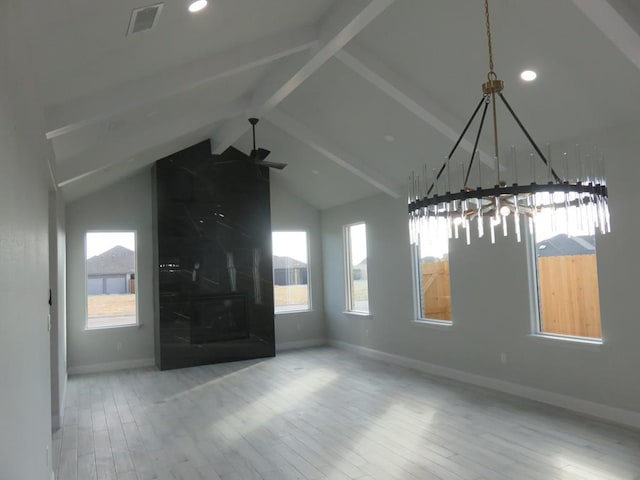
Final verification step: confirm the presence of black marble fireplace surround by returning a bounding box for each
[152,141,275,370]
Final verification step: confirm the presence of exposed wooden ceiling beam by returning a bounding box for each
[267,109,401,198]
[57,99,247,187]
[335,44,495,169]
[572,0,640,72]
[211,0,397,155]
[45,27,316,140]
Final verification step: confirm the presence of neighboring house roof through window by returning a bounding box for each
[87,245,135,275]
[273,255,307,269]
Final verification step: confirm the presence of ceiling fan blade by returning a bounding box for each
[259,161,287,170]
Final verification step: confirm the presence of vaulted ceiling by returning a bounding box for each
[20,0,640,208]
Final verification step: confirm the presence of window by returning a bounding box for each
[531,215,602,341]
[86,231,137,329]
[345,223,369,313]
[272,231,311,313]
[413,219,452,322]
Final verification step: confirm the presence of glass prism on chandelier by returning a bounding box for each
[408,145,611,247]
[408,0,610,247]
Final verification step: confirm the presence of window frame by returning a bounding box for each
[85,230,139,330]
[271,230,312,315]
[526,223,603,344]
[343,222,370,315]
[411,242,452,326]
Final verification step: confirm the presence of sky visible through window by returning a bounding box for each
[86,232,135,259]
[349,223,367,265]
[272,232,308,263]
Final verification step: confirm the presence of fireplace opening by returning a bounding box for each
[190,294,249,344]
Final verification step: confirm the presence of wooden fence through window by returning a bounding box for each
[421,254,601,338]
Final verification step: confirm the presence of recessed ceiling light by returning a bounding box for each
[188,0,207,13]
[520,70,537,82]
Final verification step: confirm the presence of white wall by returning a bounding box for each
[0,2,55,478]
[66,169,155,371]
[49,191,67,430]
[321,122,640,419]
[271,178,326,348]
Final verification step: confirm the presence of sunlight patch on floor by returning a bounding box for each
[554,455,636,480]
[211,368,339,442]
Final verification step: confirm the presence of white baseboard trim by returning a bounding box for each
[330,340,640,429]
[68,358,155,375]
[276,338,326,352]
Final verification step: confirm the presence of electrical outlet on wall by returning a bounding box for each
[500,352,507,364]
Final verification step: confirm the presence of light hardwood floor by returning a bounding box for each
[54,347,640,480]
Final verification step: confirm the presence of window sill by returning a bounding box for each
[528,333,603,347]
[275,309,313,315]
[85,323,140,331]
[413,318,452,328]
[343,311,371,317]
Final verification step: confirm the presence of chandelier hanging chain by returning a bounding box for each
[484,0,495,76]
[484,0,502,184]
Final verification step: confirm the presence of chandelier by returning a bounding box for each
[408,0,610,247]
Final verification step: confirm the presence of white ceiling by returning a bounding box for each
[20,0,640,206]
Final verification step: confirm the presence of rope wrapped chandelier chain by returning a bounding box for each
[408,0,610,246]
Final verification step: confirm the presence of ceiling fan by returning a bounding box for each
[247,118,287,170]
[212,118,287,170]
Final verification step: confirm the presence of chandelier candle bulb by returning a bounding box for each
[530,152,536,183]
[432,167,437,196]
[546,144,552,183]
[585,154,591,184]
[511,146,517,185]
[576,144,582,182]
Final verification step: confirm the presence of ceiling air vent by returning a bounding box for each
[127,3,163,35]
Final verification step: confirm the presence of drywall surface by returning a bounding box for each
[66,169,155,370]
[271,177,326,347]
[321,123,640,416]
[49,191,67,430]
[0,2,55,478]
